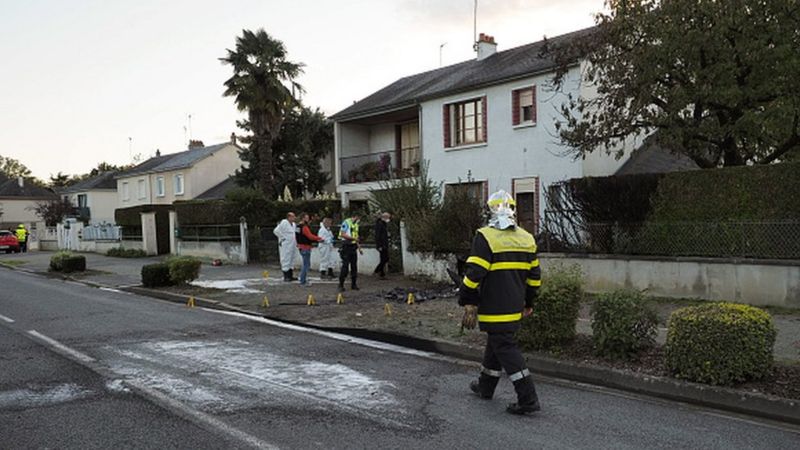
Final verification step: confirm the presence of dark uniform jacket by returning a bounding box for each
[374,219,389,249]
[458,225,542,332]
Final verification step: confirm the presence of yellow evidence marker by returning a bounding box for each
[406,292,415,305]
[262,270,269,279]
[336,293,345,305]
[186,296,196,308]
[384,302,393,316]
[262,296,270,308]
[307,294,317,306]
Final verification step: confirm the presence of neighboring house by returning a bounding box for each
[0,174,57,228]
[331,28,641,233]
[115,139,243,208]
[60,171,118,225]
[195,177,238,200]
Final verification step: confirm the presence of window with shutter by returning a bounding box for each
[443,97,487,147]
[512,86,536,126]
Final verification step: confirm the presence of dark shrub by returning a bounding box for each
[141,263,172,288]
[167,256,202,284]
[517,265,583,351]
[665,303,776,385]
[49,251,72,271]
[591,289,658,359]
[61,255,86,273]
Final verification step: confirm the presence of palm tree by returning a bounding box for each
[220,29,304,198]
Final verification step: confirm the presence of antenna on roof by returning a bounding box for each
[128,137,132,161]
[439,42,447,67]
[187,114,193,144]
[473,0,478,52]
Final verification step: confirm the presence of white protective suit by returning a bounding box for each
[317,223,336,271]
[273,219,297,272]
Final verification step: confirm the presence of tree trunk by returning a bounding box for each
[251,111,275,198]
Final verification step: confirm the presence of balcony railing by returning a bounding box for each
[340,147,420,184]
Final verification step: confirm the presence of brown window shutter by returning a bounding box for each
[512,90,520,125]
[481,96,488,142]
[443,104,451,148]
[531,86,537,124]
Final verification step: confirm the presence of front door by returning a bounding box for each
[516,192,537,235]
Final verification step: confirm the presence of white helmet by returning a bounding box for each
[487,190,516,229]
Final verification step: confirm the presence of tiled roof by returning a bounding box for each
[616,135,699,176]
[331,27,595,121]
[0,177,57,199]
[61,171,118,193]
[116,142,234,178]
[195,177,238,200]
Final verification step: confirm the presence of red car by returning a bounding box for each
[0,230,20,253]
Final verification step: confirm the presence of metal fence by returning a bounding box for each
[247,222,379,263]
[178,224,241,242]
[340,148,420,184]
[82,224,122,241]
[540,215,800,260]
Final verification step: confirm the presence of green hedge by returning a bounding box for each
[517,265,583,351]
[591,290,658,360]
[665,303,776,385]
[49,252,86,273]
[650,162,800,222]
[114,204,174,226]
[142,263,172,288]
[166,256,202,284]
[174,188,341,226]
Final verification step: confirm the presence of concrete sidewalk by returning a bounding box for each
[2,250,798,363]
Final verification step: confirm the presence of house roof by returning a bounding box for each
[196,177,238,200]
[615,136,700,176]
[331,27,595,122]
[116,142,236,179]
[0,177,57,199]
[61,171,118,193]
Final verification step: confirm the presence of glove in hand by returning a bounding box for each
[462,305,478,330]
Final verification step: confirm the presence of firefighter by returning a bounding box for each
[16,224,28,253]
[459,190,542,415]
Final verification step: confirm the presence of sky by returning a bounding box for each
[0,0,605,180]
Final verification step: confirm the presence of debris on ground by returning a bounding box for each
[379,286,457,303]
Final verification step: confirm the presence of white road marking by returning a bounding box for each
[0,313,15,323]
[201,308,467,365]
[26,330,96,364]
[99,287,124,294]
[126,380,278,450]
[0,383,92,409]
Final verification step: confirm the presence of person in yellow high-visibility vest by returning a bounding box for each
[460,190,542,415]
[15,224,28,253]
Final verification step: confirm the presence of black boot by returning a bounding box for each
[288,269,297,281]
[507,375,540,415]
[327,268,335,278]
[283,271,290,282]
[320,271,327,280]
[469,373,499,400]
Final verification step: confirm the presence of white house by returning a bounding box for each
[115,139,243,208]
[331,28,641,233]
[60,171,118,225]
[0,175,56,227]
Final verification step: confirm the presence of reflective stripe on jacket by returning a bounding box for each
[16,228,27,242]
[338,218,359,242]
[458,225,542,332]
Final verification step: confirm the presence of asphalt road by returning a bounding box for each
[0,268,798,449]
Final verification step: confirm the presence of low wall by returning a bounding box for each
[39,240,59,251]
[75,240,126,254]
[176,240,247,264]
[543,254,800,308]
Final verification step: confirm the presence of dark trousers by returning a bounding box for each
[339,245,358,287]
[20,240,27,253]
[374,247,389,276]
[483,332,526,377]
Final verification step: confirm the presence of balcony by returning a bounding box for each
[340,147,420,184]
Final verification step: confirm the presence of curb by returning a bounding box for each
[122,285,800,427]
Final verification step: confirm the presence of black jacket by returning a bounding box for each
[374,219,389,249]
[458,226,541,332]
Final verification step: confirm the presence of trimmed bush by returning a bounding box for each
[106,247,147,258]
[665,303,776,385]
[141,263,172,288]
[517,265,583,351]
[49,251,72,271]
[591,289,658,360]
[61,255,86,273]
[167,256,202,284]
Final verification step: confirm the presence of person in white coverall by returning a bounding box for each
[273,212,298,281]
[318,217,336,279]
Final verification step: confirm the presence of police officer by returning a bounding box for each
[16,224,28,253]
[338,212,362,292]
[460,190,542,415]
